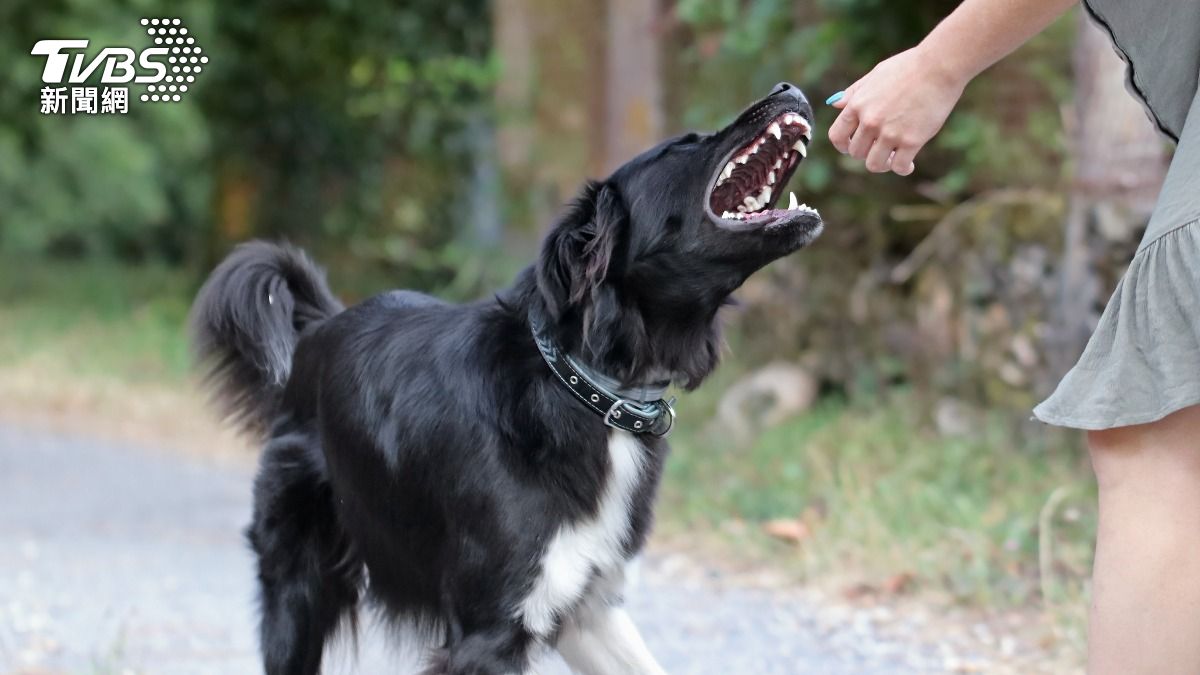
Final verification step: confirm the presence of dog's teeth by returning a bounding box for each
[792,140,807,158]
[743,195,758,210]
[768,122,782,140]
[736,154,749,165]
[773,158,783,170]
[767,170,776,184]
[722,162,735,180]
[760,186,772,205]
[736,204,747,213]
[788,191,798,210]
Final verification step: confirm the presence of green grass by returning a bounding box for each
[663,384,1097,615]
[0,256,194,383]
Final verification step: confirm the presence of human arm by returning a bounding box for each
[827,0,1079,175]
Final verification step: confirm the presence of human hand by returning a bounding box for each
[827,46,968,176]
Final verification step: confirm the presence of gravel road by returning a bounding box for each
[0,426,963,674]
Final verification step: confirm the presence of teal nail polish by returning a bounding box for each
[825,91,845,105]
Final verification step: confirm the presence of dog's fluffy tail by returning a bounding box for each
[189,241,343,436]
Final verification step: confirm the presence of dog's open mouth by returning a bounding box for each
[707,111,817,230]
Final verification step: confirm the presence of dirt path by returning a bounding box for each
[1,426,989,674]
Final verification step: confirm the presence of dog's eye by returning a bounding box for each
[674,133,701,146]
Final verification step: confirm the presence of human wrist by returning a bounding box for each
[913,37,976,92]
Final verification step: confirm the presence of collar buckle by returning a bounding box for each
[649,397,677,438]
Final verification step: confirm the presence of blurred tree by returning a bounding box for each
[493,0,607,232]
[199,0,494,291]
[0,0,210,261]
[0,0,495,295]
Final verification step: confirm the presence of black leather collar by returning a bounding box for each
[530,313,676,437]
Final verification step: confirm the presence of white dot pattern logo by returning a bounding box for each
[140,17,207,104]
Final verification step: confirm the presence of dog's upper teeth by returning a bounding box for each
[767,171,776,184]
[736,154,749,165]
[773,158,783,170]
[788,191,798,210]
[783,113,797,125]
[760,185,772,204]
[768,122,782,140]
[793,140,807,157]
[743,195,759,211]
[722,162,734,179]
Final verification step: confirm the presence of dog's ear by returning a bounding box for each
[536,181,626,320]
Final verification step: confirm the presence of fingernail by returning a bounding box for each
[825,91,845,105]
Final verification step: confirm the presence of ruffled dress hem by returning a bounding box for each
[1034,217,1200,430]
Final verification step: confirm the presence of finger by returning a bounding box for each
[891,145,919,176]
[829,81,860,109]
[865,141,896,174]
[847,124,877,160]
[828,108,859,154]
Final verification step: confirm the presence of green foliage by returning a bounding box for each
[0,0,210,260]
[200,0,495,292]
[0,0,495,289]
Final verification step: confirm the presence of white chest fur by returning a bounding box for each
[517,431,646,638]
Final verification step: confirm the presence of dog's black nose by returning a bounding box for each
[770,82,806,103]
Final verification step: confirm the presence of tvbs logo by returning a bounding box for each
[32,17,207,114]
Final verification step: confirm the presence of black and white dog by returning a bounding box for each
[191,82,820,675]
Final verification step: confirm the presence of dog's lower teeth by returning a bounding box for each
[743,196,758,210]
[760,186,772,204]
[768,170,776,184]
[788,191,798,210]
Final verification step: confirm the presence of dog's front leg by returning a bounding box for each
[555,565,666,675]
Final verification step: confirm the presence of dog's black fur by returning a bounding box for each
[191,84,819,674]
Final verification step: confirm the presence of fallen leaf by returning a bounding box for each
[882,571,915,595]
[841,582,878,601]
[762,518,810,544]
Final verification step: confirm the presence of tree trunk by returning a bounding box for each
[493,0,668,234]
[603,0,664,173]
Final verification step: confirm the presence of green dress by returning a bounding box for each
[1033,0,1200,429]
